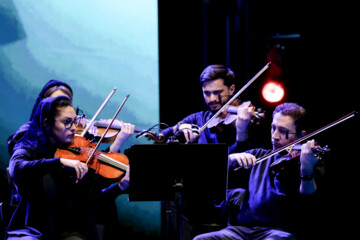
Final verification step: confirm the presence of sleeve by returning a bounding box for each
[9,148,62,183]
[157,126,174,141]
[277,157,326,238]
[7,122,31,155]
[101,183,126,199]
[228,140,252,154]
[180,113,199,124]
[227,148,270,189]
[156,112,201,143]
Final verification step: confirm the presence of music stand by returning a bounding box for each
[125,143,229,240]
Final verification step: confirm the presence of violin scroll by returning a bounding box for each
[313,145,330,160]
[207,100,266,130]
[226,104,266,125]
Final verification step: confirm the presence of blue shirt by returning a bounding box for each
[227,147,325,231]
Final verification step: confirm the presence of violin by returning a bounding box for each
[56,92,131,181]
[269,143,330,175]
[236,111,357,172]
[189,63,271,143]
[75,117,157,143]
[207,99,265,130]
[55,136,128,181]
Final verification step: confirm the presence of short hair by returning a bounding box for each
[272,102,307,135]
[200,64,235,88]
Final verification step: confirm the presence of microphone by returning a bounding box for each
[135,123,170,140]
[135,128,151,138]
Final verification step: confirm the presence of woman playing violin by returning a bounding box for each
[194,102,325,240]
[6,80,135,240]
[6,96,130,240]
[7,80,135,155]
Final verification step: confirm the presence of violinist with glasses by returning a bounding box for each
[6,80,135,240]
[6,96,130,240]
[7,80,135,156]
[193,102,325,240]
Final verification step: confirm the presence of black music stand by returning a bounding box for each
[125,143,229,240]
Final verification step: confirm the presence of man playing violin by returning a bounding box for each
[193,102,325,240]
[158,64,263,240]
[6,96,130,240]
[158,64,256,146]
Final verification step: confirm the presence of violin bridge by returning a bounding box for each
[285,144,295,153]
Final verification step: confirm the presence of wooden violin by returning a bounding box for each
[207,99,266,130]
[234,111,357,172]
[56,92,131,181]
[75,117,157,143]
[55,136,128,181]
[269,143,330,175]
[189,62,271,143]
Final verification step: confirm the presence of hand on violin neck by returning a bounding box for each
[109,121,135,152]
[235,105,253,141]
[299,140,318,194]
[299,140,318,176]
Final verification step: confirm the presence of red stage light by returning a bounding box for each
[262,81,285,103]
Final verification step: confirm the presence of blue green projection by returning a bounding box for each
[0,0,160,237]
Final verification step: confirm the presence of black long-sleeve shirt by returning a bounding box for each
[226,147,325,235]
[7,147,123,240]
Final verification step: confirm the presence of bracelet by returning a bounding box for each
[300,174,314,181]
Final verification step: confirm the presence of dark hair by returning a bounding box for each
[30,80,73,121]
[272,102,307,136]
[46,96,74,126]
[200,64,235,88]
[43,85,73,101]
[14,96,73,153]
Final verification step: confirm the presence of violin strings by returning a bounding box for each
[79,147,127,171]
[97,154,127,171]
[255,111,357,166]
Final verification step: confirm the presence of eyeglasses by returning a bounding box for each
[271,124,296,139]
[55,116,81,129]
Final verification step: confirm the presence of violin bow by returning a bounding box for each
[85,94,130,165]
[196,62,271,136]
[254,110,358,165]
[80,87,117,137]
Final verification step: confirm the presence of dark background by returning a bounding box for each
[159,0,358,239]
[1,0,358,239]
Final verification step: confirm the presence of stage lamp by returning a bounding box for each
[262,81,285,103]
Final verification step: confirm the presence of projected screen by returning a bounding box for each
[0,0,159,237]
